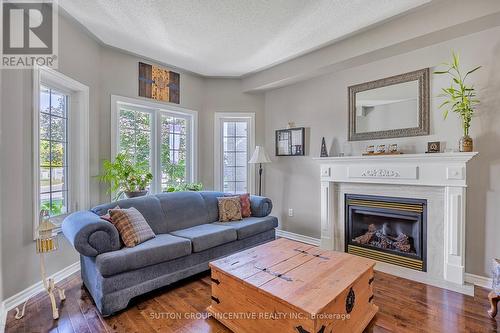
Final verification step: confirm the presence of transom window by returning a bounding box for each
[39,85,69,216]
[112,96,197,195]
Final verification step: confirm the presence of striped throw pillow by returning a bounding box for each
[109,207,155,247]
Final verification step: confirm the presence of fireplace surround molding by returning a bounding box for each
[314,152,478,290]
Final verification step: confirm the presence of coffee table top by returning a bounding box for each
[209,238,375,315]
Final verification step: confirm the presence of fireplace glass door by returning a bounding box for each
[345,194,427,271]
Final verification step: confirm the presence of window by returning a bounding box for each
[112,96,197,194]
[118,107,152,167]
[160,114,189,190]
[214,113,255,194]
[33,67,90,238]
[39,86,69,216]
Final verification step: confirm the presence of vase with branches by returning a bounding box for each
[434,52,480,152]
[100,153,153,200]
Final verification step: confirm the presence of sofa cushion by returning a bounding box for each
[156,192,210,232]
[214,216,278,240]
[199,191,225,222]
[92,196,167,234]
[95,234,191,276]
[170,224,237,252]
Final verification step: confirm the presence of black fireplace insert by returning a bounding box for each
[345,194,427,271]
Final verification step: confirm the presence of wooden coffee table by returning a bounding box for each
[207,238,378,333]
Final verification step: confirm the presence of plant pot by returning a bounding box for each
[459,135,473,152]
[124,190,148,198]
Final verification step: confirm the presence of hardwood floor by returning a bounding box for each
[4,271,499,333]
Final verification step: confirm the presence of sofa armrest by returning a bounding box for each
[62,211,120,257]
[250,195,273,217]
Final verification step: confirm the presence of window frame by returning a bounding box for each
[214,112,255,194]
[33,67,90,239]
[111,95,198,195]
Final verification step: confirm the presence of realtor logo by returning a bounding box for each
[1,0,58,68]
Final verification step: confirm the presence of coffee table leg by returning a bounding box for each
[488,291,499,318]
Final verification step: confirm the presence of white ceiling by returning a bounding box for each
[60,0,431,77]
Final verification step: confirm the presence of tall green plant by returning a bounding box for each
[434,52,480,136]
[100,153,153,200]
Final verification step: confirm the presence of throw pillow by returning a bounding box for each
[108,207,155,247]
[218,196,243,222]
[225,193,251,217]
[100,205,120,222]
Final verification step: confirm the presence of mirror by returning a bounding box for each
[348,68,429,141]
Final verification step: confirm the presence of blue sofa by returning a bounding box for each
[62,191,277,315]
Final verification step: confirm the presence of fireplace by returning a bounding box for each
[345,194,427,271]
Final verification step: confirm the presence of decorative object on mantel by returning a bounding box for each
[275,127,305,156]
[426,141,441,153]
[488,258,500,318]
[138,62,180,104]
[15,210,66,320]
[434,52,480,152]
[320,137,328,157]
[287,121,295,129]
[248,146,271,196]
[363,143,403,156]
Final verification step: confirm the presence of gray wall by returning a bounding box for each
[0,14,100,300]
[200,78,265,190]
[0,14,261,300]
[263,26,500,277]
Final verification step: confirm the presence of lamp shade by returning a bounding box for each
[248,146,271,164]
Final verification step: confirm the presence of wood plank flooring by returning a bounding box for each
[4,271,499,333]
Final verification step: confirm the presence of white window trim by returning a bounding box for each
[214,112,255,194]
[33,67,90,239]
[111,95,198,194]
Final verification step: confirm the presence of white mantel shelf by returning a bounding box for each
[313,152,478,163]
[316,151,478,290]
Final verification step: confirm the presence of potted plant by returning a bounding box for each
[434,52,480,152]
[100,153,153,200]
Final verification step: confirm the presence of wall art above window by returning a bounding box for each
[138,62,180,104]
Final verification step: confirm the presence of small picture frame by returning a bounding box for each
[276,127,305,156]
[427,141,441,153]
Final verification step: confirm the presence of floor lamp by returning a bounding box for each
[249,146,271,196]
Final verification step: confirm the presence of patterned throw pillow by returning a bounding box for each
[108,207,155,247]
[225,193,251,217]
[218,196,243,222]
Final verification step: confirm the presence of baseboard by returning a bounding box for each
[465,273,493,289]
[0,301,6,333]
[275,229,321,246]
[1,261,80,322]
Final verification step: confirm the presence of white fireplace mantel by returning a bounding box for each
[314,152,477,287]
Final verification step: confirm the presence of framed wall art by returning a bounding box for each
[275,127,305,156]
[138,62,180,104]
